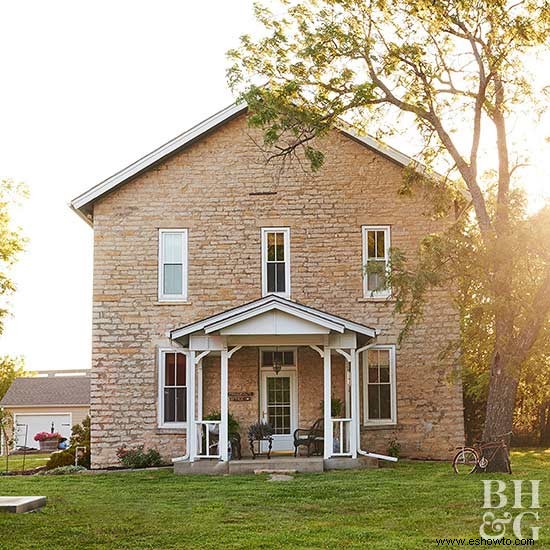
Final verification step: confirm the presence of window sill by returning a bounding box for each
[155,300,192,306]
[156,426,187,435]
[362,423,397,430]
[357,296,395,303]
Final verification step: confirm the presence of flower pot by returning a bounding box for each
[39,439,58,452]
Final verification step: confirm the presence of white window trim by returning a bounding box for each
[158,229,188,302]
[362,225,391,299]
[158,348,189,429]
[362,344,397,426]
[259,346,298,370]
[261,227,291,298]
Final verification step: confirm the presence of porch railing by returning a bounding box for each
[331,418,352,456]
[195,420,221,459]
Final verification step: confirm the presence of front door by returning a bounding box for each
[260,370,297,453]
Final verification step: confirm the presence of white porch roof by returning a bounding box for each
[169,295,378,348]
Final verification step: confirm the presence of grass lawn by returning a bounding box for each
[1,453,51,473]
[0,449,548,549]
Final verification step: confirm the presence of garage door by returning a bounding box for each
[14,414,72,449]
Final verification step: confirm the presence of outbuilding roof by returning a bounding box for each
[0,376,90,408]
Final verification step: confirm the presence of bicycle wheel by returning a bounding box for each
[453,448,478,474]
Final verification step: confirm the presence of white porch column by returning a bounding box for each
[350,349,359,459]
[220,349,229,462]
[197,359,203,422]
[323,348,333,459]
[188,350,197,462]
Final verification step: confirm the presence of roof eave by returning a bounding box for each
[70,102,248,222]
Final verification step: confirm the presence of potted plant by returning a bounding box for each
[34,432,62,452]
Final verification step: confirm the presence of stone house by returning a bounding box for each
[71,102,464,470]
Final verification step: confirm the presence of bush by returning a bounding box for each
[42,465,86,476]
[116,445,163,469]
[46,450,75,470]
[45,416,91,470]
[387,436,401,459]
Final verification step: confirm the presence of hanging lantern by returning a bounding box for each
[272,350,282,375]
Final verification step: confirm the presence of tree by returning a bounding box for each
[0,178,27,335]
[0,355,25,402]
[228,0,550,470]
[0,178,27,403]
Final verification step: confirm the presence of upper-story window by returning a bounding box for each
[158,229,188,302]
[261,228,290,297]
[362,225,391,298]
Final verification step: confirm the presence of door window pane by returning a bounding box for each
[266,377,291,435]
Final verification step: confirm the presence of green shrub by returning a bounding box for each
[45,416,91,470]
[42,465,86,476]
[116,445,163,469]
[387,436,401,459]
[46,450,75,470]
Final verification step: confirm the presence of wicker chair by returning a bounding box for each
[293,418,324,457]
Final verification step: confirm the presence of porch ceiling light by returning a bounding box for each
[272,355,282,376]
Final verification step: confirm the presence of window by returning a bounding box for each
[159,350,187,427]
[261,349,296,368]
[261,228,290,297]
[158,229,188,301]
[362,225,391,298]
[362,345,396,425]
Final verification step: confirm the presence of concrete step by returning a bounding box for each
[229,456,324,475]
[173,455,378,475]
[0,496,46,513]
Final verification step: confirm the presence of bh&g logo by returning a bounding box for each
[481,480,541,541]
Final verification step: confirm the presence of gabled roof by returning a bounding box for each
[170,295,377,339]
[0,376,90,408]
[70,101,441,225]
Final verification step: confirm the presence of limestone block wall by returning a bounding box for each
[89,113,463,467]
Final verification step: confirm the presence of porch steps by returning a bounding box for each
[230,456,323,475]
[174,455,379,475]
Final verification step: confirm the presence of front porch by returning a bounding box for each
[168,295,380,471]
[174,455,379,475]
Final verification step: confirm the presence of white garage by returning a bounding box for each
[14,414,72,449]
[0,375,90,453]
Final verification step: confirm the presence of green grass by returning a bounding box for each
[0,449,548,549]
[1,453,51,472]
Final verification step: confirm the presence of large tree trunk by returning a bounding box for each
[479,351,518,473]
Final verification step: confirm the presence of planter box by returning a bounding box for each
[38,440,58,452]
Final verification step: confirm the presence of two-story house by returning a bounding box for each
[71,102,464,471]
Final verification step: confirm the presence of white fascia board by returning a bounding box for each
[271,297,377,338]
[70,102,247,213]
[170,295,278,339]
[170,294,376,340]
[340,129,414,168]
[203,302,345,335]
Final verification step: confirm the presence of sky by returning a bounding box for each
[0,1,548,373]
[0,0,257,371]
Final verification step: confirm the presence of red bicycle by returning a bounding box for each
[453,432,512,474]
